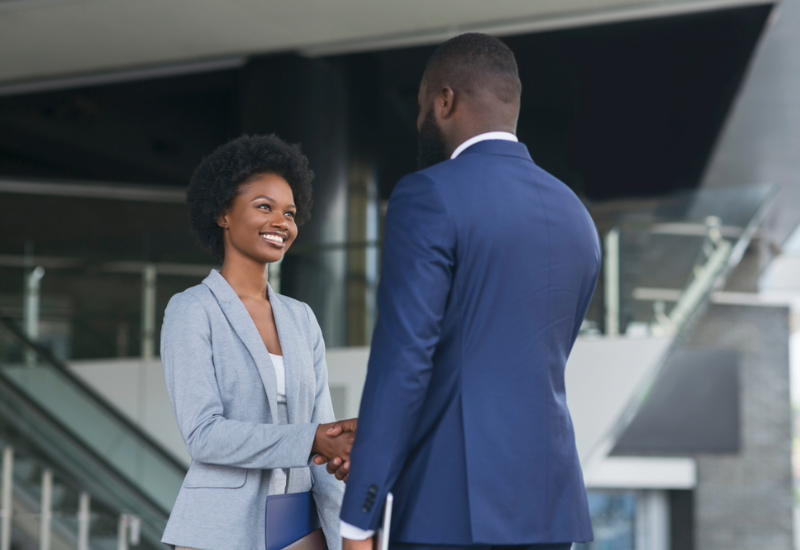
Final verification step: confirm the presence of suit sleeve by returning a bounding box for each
[340,173,456,530]
[570,225,602,345]
[304,304,346,550]
[160,292,318,469]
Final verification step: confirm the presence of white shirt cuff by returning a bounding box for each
[340,520,374,540]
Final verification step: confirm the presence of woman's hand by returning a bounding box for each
[311,418,358,481]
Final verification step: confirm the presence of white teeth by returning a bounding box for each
[262,234,284,245]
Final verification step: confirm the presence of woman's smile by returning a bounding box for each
[261,231,287,248]
[217,172,299,265]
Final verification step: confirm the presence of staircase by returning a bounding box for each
[0,316,186,549]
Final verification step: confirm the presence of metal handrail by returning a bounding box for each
[0,314,186,473]
[0,359,167,546]
[584,183,778,472]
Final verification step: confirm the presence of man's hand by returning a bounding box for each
[312,418,358,481]
[325,418,358,438]
[311,421,355,470]
[343,538,372,550]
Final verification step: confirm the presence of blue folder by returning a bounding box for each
[265,492,321,550]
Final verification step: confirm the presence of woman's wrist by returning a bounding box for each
[310,423,328,458]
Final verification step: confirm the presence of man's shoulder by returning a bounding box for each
[391,169,440,201]
[405,148,554,195]
[394,156,490,194]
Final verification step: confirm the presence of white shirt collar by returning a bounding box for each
[450,131,518,159]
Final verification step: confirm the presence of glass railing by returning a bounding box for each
[0,316,185,521]
[587,183,777,337]
[0,369,169,548]
[0,435,156,549]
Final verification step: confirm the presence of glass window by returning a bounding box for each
[574,491,637,550]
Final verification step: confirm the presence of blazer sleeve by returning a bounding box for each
[304,304,345,550]
[340,172,456,530]
[161,292,318,470]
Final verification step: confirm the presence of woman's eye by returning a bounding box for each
[286,211,296,218]
[258,204,271,211]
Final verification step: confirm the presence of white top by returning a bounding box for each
[340,132,519,542]
[450,131,518,159]
[268,353,287,404]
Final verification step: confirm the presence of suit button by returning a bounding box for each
[368,485,378,495]
[362,506,369,513]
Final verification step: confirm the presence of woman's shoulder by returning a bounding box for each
[165,284,216,317]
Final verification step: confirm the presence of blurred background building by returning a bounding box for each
[0,0,799,548]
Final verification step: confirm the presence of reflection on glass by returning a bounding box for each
[586,183,777,335]
[575,491,637,550]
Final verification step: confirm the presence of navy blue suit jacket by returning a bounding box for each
[340,140,599,545]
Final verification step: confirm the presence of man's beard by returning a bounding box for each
[417,107,448,170]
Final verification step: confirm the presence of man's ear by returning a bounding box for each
[438,86,456,120]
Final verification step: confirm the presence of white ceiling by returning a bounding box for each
[0,0,772,85]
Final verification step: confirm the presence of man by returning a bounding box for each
[336,33,599,550]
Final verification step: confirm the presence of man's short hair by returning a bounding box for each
[423,33,521,103]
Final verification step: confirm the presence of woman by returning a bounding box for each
[161,135,351,550]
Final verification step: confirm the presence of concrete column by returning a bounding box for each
[240,55,350,346]
[688,304,793,549]
[346,160,378,346]
[344,56,381,346]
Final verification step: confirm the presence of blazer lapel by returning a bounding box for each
[202,270,280,423]
[268,284,302,424]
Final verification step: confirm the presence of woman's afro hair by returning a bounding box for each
[186,134,314,258]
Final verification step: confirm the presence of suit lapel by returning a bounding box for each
[202,270,280,423]
[268,284,301,424]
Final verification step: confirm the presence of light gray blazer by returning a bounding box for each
[160,270,344,550]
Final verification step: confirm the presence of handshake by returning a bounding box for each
[310,418,358,482]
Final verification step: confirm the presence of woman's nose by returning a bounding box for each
[271,214,289,228]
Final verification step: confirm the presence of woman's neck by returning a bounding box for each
[219,251,270,301]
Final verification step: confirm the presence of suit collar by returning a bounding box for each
[456,139,534,163]
[451,131,518,159]
[202,269,284,422]
[202,268,238,302]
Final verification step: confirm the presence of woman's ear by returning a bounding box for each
[217,211,230,229]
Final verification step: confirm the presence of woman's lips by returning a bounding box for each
[261,233,286,248]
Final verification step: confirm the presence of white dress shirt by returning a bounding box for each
[268,353,287,403]
[450,131,518,159]
[339,130,519,542]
